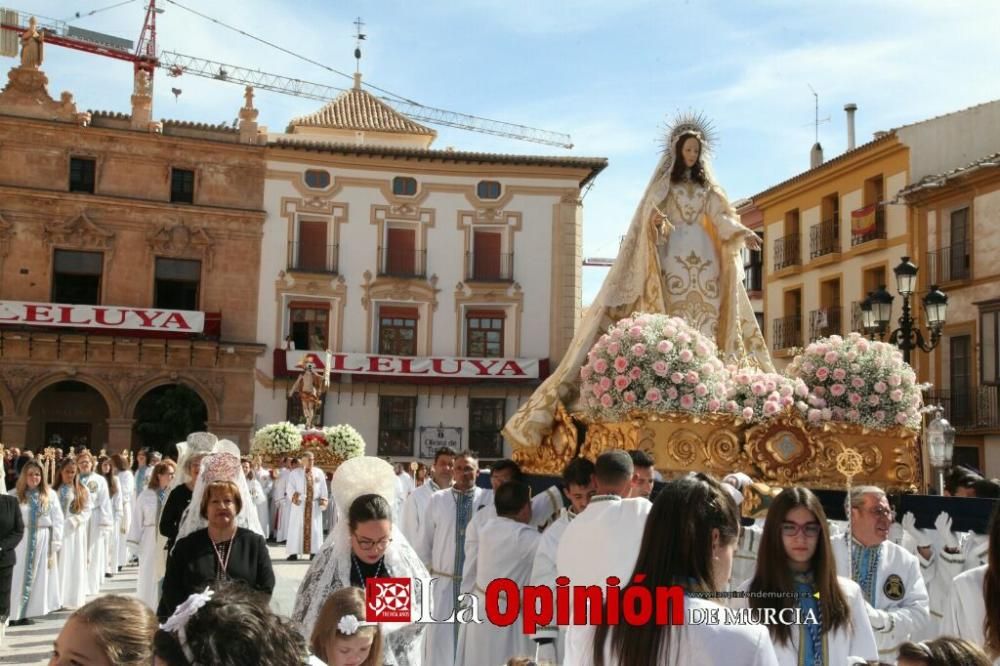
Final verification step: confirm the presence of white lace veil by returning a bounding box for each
[175,444,265,544]
[170,432,218,490]
[293,456,430,641]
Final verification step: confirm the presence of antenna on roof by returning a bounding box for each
[353,17,366,75]
[806,84,830,144]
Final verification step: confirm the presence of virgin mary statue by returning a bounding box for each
[504,113,774,451]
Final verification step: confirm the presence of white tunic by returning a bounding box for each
[79,472,112,595]
[57,485,93,609]
[831,537,930,663]
[528,509,575,660]
[272,468,290,542]
[941,564,1000,665]
[733,575,879,665]
[285,467,329,556]
[556,495,652,666]
[116,469,135,565]
[127,488,168,610]
[577,597,779,666]
[459,484,561,595]
[399,479,440,546]
[415,486,490,666]
[9,489,64,621]
[106,485,124,574]
[256,471,273,539]
[455,517,541,666]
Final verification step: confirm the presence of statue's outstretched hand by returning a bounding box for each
[744,232,762,251]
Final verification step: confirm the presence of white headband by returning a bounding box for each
[160,587,214,664]
[337,614,378,635]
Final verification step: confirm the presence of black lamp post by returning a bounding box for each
[859,256,948,365]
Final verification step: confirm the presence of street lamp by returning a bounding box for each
[859,257,948,365]
[925,406,956,494]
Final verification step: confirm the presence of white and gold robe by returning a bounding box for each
[9,489,64,621]
[79,472,111,595]
[57,485,92,609]
[285,467,328,556]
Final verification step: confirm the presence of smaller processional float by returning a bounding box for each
[511,313,926,494]
[251,421,366,474]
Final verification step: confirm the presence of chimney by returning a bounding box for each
[845,103,857,151]
[810,142,824,169]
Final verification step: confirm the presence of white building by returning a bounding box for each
[253,75,606,461]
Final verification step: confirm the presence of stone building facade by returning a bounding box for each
[0,55,267,452]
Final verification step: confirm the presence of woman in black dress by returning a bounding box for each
[0,492,25,633]
[157,469,274,621]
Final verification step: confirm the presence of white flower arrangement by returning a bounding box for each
[250,421,303,455]
[323,424,366,460]
[579,313,729,419]
[786,333,927,430]
[725,367,810,423]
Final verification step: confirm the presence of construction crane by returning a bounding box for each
[0,4,573,148]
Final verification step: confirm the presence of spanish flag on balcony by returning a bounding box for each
[851,204,877,236]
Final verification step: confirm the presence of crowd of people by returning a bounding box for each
[2,439,1000,665]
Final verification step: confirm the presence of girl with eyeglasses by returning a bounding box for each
[738,487,878,665]
[293,457,429,666]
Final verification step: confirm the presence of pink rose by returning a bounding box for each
[808,409,822,423]
[735,372,751,386]
[685,371,700,385]
[695,383,708,397]
[890,389,904,402]
[701,363,715,376]
[608,341,621,356]
[815,367,830,381]
[832,368,847,380]
[824,351,839,364]
[830,383,846,397]
[614,356,628,373]
[631,343,647,357]
[874,410,885,423]
[663,326,677,338]
[593,358,609,374]
[614,375,630,391]
[780,385,793,398]
[657,340,673,354]
[849,393,862,405]
[653,360,669,376]
[851,377,865,389]
[795,383,809,397]
[599,376,612,391]
[678,349,693,363]
[677,332,691,345]
[645,388,663,403]
[708,399,721,411]
[895,412,909,425]
[629,366,642,380]
[781,396,794,407]
[874,381,887,394]
[868,394,880,406]
[629,326,643,339]
[623,391,637,404]
[680,394,695,409]
[813,386,827,397]
[610,328,623,340]
[695,342,710,357]
[600,393,613,408]
[666,387,679,400]
[751,382,766,396]
[847,409,860,421]
[726,400,739,412]
[742,406,755,420]
[888,374,902,387]
[763,401,779,416]
[671,372,684,385]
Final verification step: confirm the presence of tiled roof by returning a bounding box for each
[161,119,238,133]
[898,151,1000,199]
[268,138,607,186]
[288,86,436,137]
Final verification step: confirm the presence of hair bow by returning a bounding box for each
[337,614,376,635]
[161,587,214,664]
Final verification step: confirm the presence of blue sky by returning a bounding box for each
[10,0,1000,302]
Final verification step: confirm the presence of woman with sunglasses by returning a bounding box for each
[293,456,429,666]
[738,487,878,665]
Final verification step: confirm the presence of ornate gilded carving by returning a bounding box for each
[43,213,115,258]
[147,222,215,268]
[511,402,578,476]
[260,438,347,474]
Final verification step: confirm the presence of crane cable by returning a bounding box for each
[63,0,137,24]
[161,0,423,106]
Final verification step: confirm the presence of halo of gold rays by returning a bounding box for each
[660,110,719,160]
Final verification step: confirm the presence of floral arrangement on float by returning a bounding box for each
[579,313,729,419]
[250,422,302,455]
[786,333,927,430]
[322,424,366,461]
[725,368,810,424]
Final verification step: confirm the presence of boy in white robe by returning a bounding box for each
[831,486,930,664]
[459,459,561,598]
[77,452,112,596]
[272,457,292,543]
[528,457,596,664]
[556,450,651,666]
[285,452,328,560]
[456,481,541,666]
[415,451,489,666]
[399,447,454,545]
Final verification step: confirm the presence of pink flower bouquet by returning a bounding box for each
[725,368,810,423]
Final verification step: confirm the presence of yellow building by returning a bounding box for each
[741,99,1000,476]
[898,152,1000,475]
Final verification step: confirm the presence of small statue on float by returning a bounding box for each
[289,352,329,430]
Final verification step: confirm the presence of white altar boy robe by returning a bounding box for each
[733,576,878,665]
[79,472,112,595]
[127,488,168,610]
[832,537,930,663]
[528,508,576,661]
[459,485,561,596]
[556,495,651,666]
[941,565,1000,665]
[455,516,540,666]
[575,596,779,666]
[116,469,135,566]
[415,486,490,666]
[272,467,290,542]
[399,479,441,546]
[57,485,93,609]
[285,467,328,556]
[10,489,64,621]
[106,486,123,574]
